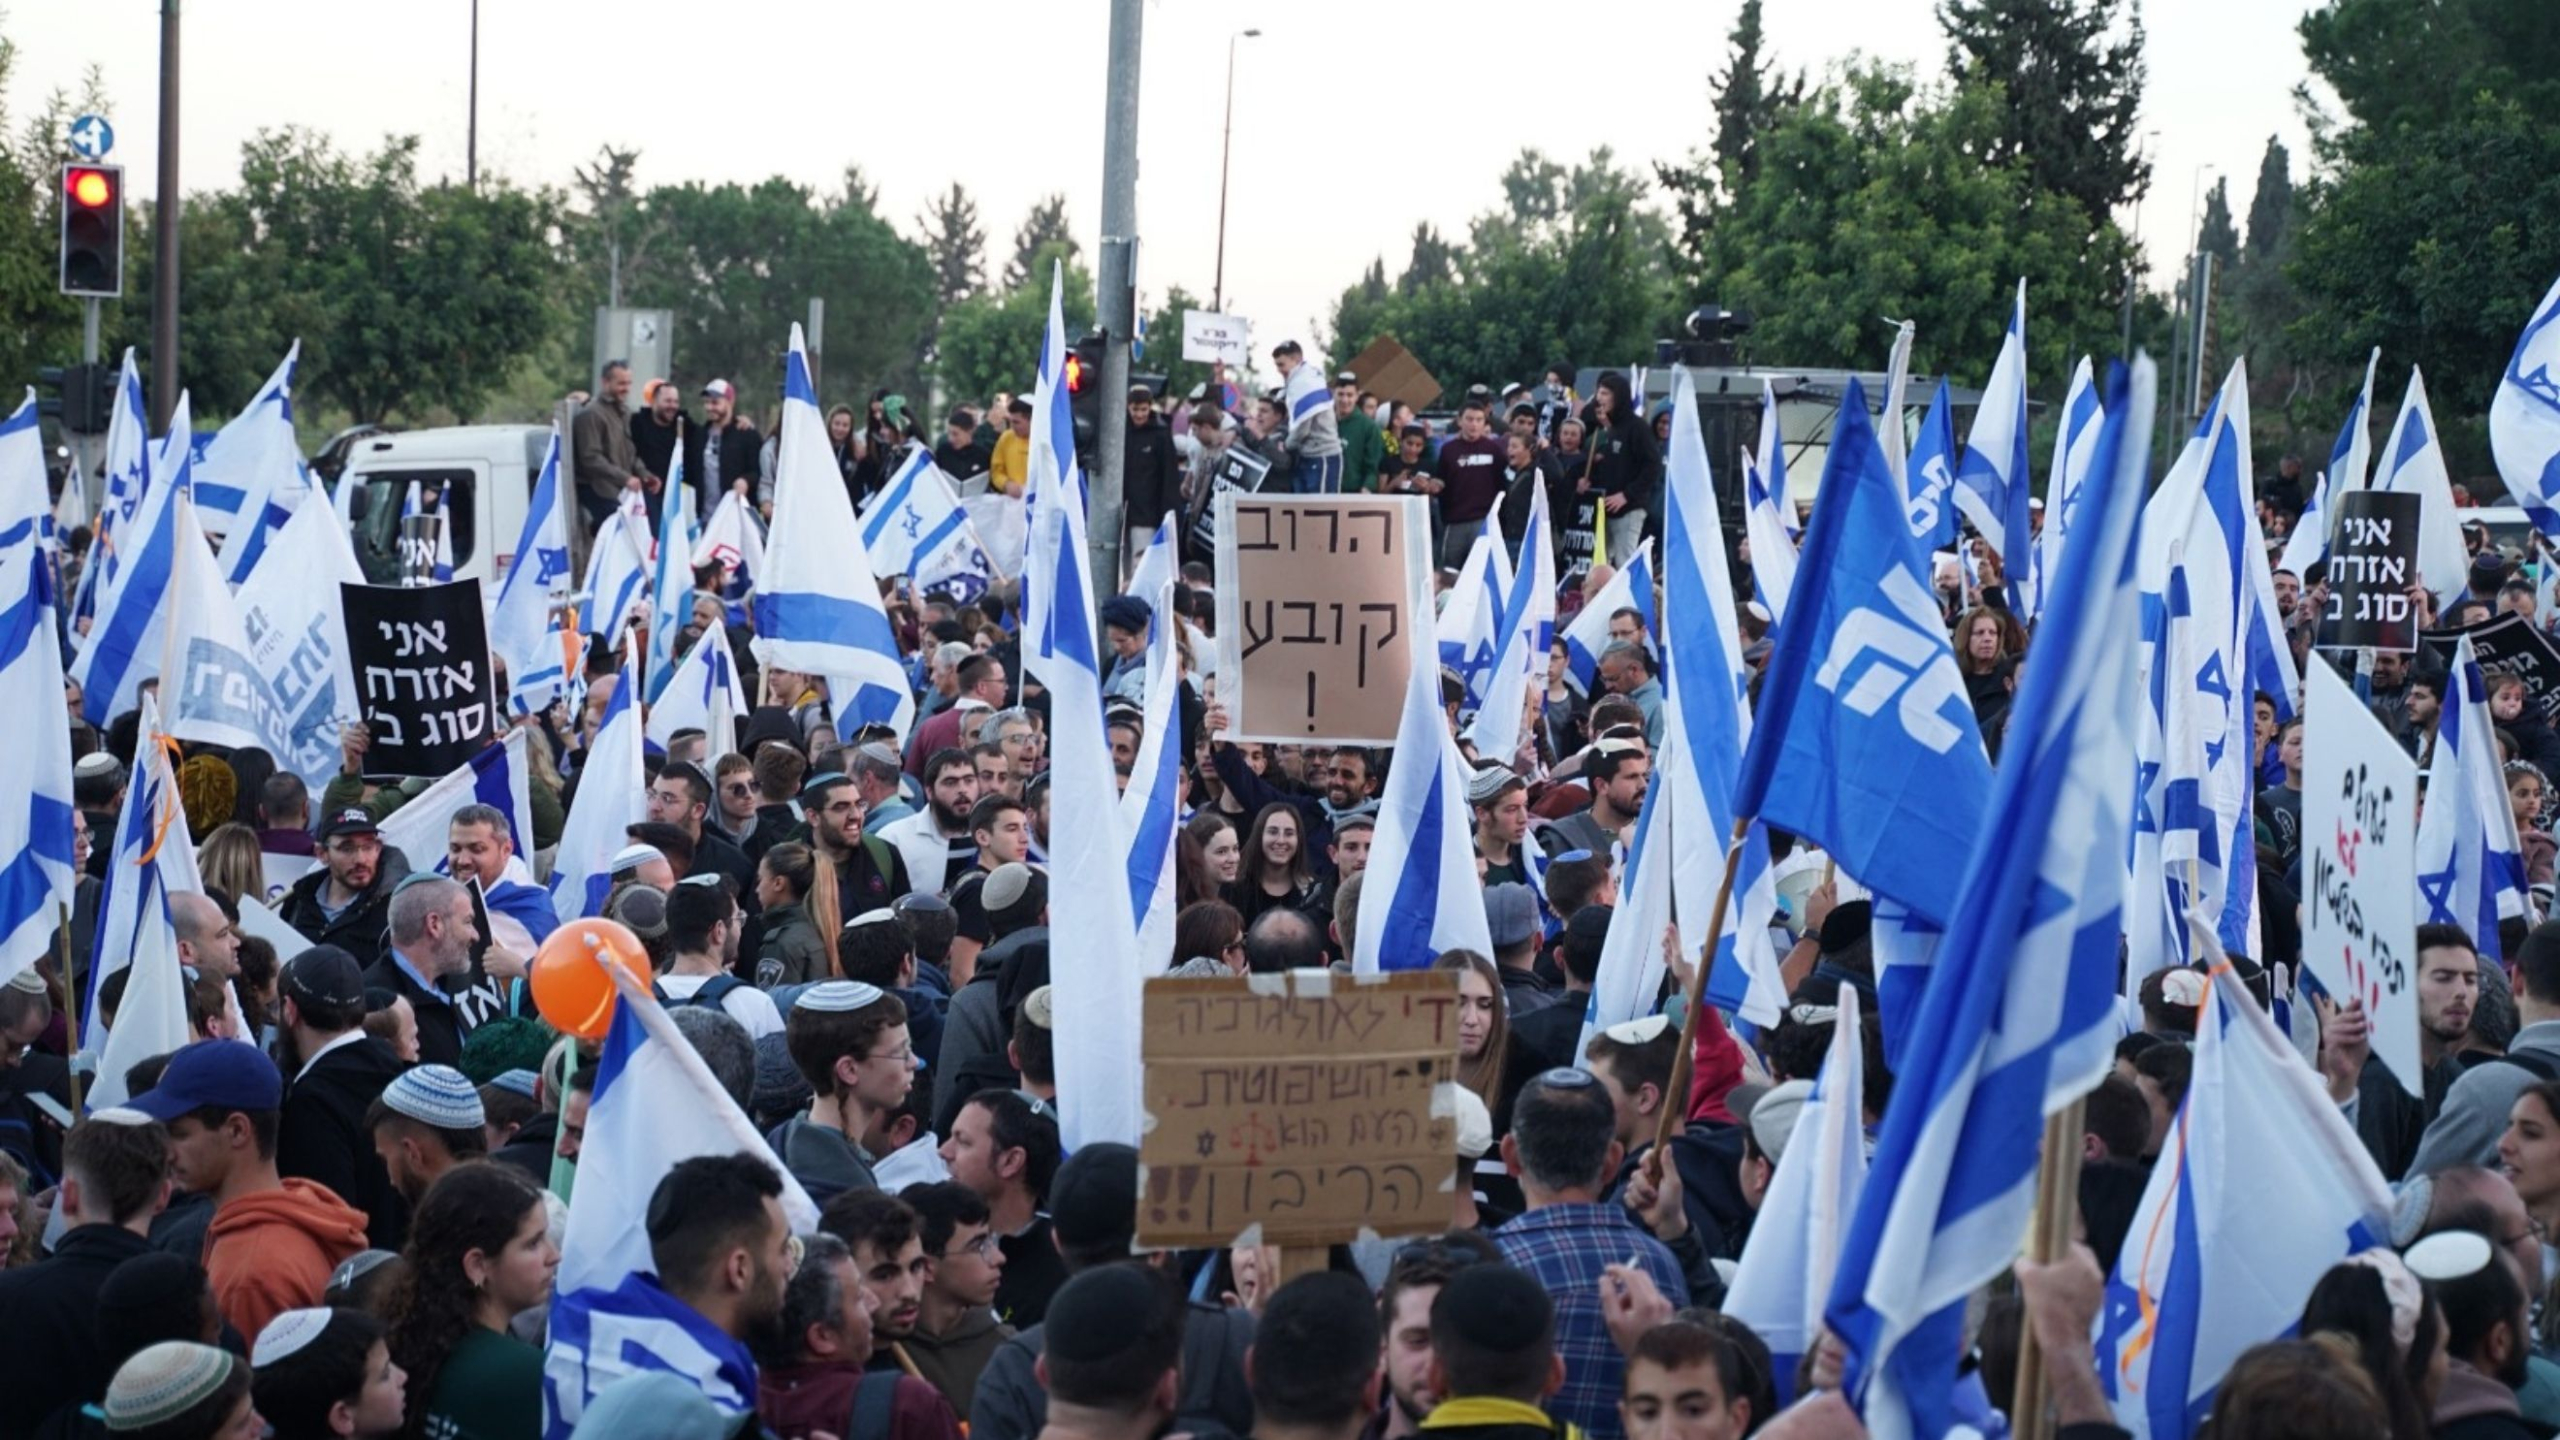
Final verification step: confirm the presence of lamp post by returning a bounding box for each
[466,0,480,188]
[1211,27,1261,315]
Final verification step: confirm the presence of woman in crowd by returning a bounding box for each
[198,824,267,908]
[2498,1080,2560,1260]
[1954,606,2013,725]
[1172,899,1245,973]
[1186,812,1243,895]
[2509,762,2556,889]
[754,842,842,988]
[2298,1252,2446,1440]
[1432,949,1510,1111]
[1230,804,1325,930]
[382,1164,557,1440]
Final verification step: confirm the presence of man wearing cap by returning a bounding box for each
[0,1110,174,1438]
[365,1064,489,1205]
[1334,371,1382,494]
[131,1042,370,1340]
[1413,1264,1572,1440]
[688,378,760,519]
[933,866,1047,1132]
[1483,884,1558,1018]
[1123,385,1182,570]
[74,751,124,881]
[774,980,915,1203]
[364,876,487,1070]
[1470,769,1533,888]
[278,809,411,969]
[275,945,409,1249]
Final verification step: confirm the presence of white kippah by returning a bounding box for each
[252,1309,335,1368]
[609,843,666,874]
[87,1106,156,1127]
[843,909,901,932]
[5,969,47,995]
[796,980,885,1014]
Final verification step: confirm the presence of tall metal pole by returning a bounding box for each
[1213,31,1258,314]
[466,0,480,189]
[151,0,181,430]
[1089,0,1143,595]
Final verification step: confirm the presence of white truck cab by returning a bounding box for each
[331,425,550,589]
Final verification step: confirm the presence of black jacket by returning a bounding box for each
[0,1224,153,1440]
[630,408,688,484]
[277,847,412,970]
[277,1034,410,1249]
[685,420,762,515]
[492,1111,559,1186]
[934,437,991,484]
[970,1296,1253,1440]
[1578,402,1661,516]
[362,952,475,1069]
[1122,417,1184,530]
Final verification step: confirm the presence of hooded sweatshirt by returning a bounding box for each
[204,1177,371,1341]
[902,1307,1012,1421]
[2434,1358,2537,1440]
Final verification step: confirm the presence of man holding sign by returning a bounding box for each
[2318,923,2482,1180]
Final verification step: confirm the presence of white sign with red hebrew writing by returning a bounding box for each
[2302,655,2422,1096]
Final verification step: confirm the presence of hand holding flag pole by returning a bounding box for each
[1648,814,1754,1173]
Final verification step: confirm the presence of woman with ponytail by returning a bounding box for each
[754,841,841,988]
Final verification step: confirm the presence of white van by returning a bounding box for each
[332,425,550,590]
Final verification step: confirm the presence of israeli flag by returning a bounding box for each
[2027,357,2104,622]
[1436,524,1508,716]
[1123,515,1178,622]
[2328,347,2381,501]
[2096,951,2394,1439]
[1356,578,1494,974]
[645,621,744,759]
[160,489,302,765]
[87,867,186,1111]
[1661,371,1783,1024]
[399,480,455,584]
[70,352,150,628]
[548,653,647,920]
[690,488,765,624]
[2241,504,2302,723]
[1903,379,1961,549]
[1560,542,1656,695]
[490,430,577,716]
[1581,768,1670,1036]
[0,396,78,989]
[752,325,914,742]
[1725,985,1868,1404]
[2415,635,2530,960]
[1464,476,1555,759]
[644,441,695,703]
[1826,357,2153,1440]
[2492,272,2560,536]
[1119,575,1184,979]
[2276,466,2329,582]
[2376,368,2474,607]
[234,490,364,799]
[2129,362,2260,992]
[1283,351,1330,433]
[581,494,652,651]
[1733,376,1990,1045]
[82,692,203,1050]
[1743,382,1800,623]
[73,393,193,729]
[189,342,298,538]
[1952,280,2034,604]
[857,448,996,605]
[376,728,539,894]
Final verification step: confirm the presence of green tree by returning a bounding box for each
[1712,0,1801,191]
[0,38,121,398]
[2297,0,2560,135]
[918,182,984,306]
[1004,195,1077,292]
[1398,222,1455,295]
[1937,0,2150,230]
[1141,283,1215,403]
[2244,135,2293,261]
[2196,178,2239,270]
[937,243,1095,405]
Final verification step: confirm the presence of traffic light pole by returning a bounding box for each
[151,0,181,431]
[75,298,103,505]
[1088,0,1141,598]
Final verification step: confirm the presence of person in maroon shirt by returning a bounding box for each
[1435,400,1510,569]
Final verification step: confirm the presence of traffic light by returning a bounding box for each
[1068,330,1107,462]
[59,163,124,299]
[36,363,111,435]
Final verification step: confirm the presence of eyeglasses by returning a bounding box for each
[868,1042,916,1066]
[937,1233,1002,1262]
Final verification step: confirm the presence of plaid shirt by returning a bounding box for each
[1493,1202,1690,1440]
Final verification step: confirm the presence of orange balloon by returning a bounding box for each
[532,918,649,1040]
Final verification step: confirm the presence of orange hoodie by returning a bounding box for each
[204,1177,371,1341]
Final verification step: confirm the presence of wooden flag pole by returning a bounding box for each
[2007,1096,2090,1440]
[1649,815,1754,1176]
[57,902,82,1122]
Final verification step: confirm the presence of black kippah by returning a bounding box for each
[1433,1263,1551,1350]
[1044,1266,1164,1363]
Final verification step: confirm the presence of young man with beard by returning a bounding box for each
[1546,742,1647,859]
[273,945,406,1247]
[2324,922,2482,1181]
[279,809,410,969]
[900,1182,1014,1419]
[362,1065,487,1208]
[1366,1235,1503,1440]
[648,764,760,906]
[758,1231,962,1440]
[879,750,985,899]
[804,772,914,913]
[821,1192,936,1379]
[940,1089,1066,1326]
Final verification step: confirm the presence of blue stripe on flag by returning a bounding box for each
[0,797,75,937]
[750,591,903,667]
[1378,765,1451,973]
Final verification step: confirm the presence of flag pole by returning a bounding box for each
[57,902,83,1122]
[2008,1095,2089,1440]
[1649,814,1752,1173]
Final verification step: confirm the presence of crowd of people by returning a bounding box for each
[5,339,2558,1440]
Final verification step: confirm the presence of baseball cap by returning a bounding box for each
[1482,883,1537,948]
[320,807,379,840]
[1049,1141,1139,1253]
[282,945,366,1010]
[700,378,734,399]
[129,1041,283,1122]
[1745,1079,1814,1165]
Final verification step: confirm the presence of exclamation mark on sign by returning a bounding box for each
[1307,672,1318,732]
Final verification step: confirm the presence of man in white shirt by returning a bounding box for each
[657,876,784,1039]
[876,748,982,897]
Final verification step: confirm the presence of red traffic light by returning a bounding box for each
[1064,353,1085,393]
[66,167,113,208]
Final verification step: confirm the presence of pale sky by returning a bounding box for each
[15,0,2320,376]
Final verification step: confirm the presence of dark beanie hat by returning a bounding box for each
[1097,595,1152,635]
[1819,899,1873,955]
[1048,1142,1140,1253]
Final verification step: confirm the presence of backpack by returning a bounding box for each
[652,974,746,1013]
[848,1370,900,1440]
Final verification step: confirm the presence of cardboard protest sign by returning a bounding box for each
[1182,311,1252,366]
[2317,490,2422,650]
[341,579,500,778]
[2422,612,2560,721]
[1345,336,1443,412]
[1137,970,1461,1251]
[1187,444,1273,554]
[2302,655,2422,1095]
[1213,494,1430,746]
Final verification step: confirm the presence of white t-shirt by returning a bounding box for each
[656,972,785,1039]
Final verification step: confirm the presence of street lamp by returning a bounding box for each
[1212,27,1261,315]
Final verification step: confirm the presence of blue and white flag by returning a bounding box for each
[1283,353,1330,435]
[1953,280,2034,606]
[1022,269,1094,694]
[1356,547,1494,974]
[2492,271,2560,536]
[1743,380,1800,623]
[377,728,540,897]
[2378,367,2473,607]
[399,481,454,584]
[543,1270,762,1440]
[1560,542,1655,695]
[580,494,652,652]
[2028,357,2103,622]
[70,352,150,628]
[2276,466,2330,582]
[2097,955,2394,1439]
[2415,635,2530,960]
[2129,362,2260,993]
[82,692,203,1052]
[73,394,193,728]
[87,871,186,1111]
[1827,357,2154,1440]
[1464,476,1555,760]
[644,441,695,703]
[859,449,998,606]
[190,342,299,541]
[1726,984,1868,1404]
[1903,379,1961,550]
[2328,347,2381,502]
[689,487,765,624]
[161,489,301,765]
[1124,516,1179,625]
[1581,770,1670,1037]
[490,430,577,716]
[548,653,646,920]
[1436,523,1508,716]
[1660,370,1783,1024]
[1120,576,1183,978]
[645,621,744,760]
[0,395,78,989]
[1733,377,1990,1038]
[233,491,364,800]
[753,326,914,742]
[2241,503,2301,723]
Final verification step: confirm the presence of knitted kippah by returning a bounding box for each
[105,1342,236,1432]
[609,843,666,874]
[795,980,884,1014]
[381,1064,486,1130]
[490,1069,539,1100]
[5,968,47,994]
[252,1309,334,1368]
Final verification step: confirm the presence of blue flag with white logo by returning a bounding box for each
[1903,380,1961,549]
